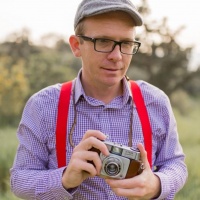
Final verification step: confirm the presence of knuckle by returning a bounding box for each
[73,145,80,153]
[69,157,79,168]
[88,136,98,143]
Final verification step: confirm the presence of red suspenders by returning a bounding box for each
[130,81,152,167]
[56,81,72,168]
[56,81,152,168]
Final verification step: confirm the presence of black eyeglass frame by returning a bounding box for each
[77,35,141,55]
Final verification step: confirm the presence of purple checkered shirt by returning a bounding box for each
[10,71,187,200]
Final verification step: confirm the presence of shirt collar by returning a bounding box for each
[74,70,132,106]
[73,70,84,104]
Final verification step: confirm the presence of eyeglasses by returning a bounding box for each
[77,35,141,55]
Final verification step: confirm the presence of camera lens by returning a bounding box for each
[106,162,120,175]
[104,158,121,176]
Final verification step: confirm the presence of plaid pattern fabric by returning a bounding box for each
[10,71,187,200]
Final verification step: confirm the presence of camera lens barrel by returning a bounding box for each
[104,157,122,176]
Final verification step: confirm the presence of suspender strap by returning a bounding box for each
[56,81,72,168]
[56,80,152,168]
[130,81,152,168]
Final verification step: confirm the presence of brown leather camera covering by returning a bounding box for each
[90,147,101,154]
[125,159,143,179]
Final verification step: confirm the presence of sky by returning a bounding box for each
[0,0,199,68]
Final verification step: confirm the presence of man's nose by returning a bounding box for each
[107,44,122,61]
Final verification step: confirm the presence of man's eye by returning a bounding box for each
[98,39,110,44]
[123,42,134,47]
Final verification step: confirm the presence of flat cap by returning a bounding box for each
[74,0,143,29]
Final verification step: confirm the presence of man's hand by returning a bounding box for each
[105,143,161,200]
[61,130,109,189]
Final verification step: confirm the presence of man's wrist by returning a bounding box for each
[151,174,161,199]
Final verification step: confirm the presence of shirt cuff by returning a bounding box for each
[153,172,175,200]
[49,167,78,200]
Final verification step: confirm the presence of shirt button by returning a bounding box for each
[109,190,114,196]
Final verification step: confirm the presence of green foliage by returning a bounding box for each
[0,128,19,196]
[25,48,77,97]
[0,29,199,126]
[128,0,200,98]
[0,56,29,125]
[174,99,200,199]
[170,89,193,115]
[0,0,199,126]
[0,31,79,126]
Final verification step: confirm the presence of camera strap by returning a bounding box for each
[56,80,152,168]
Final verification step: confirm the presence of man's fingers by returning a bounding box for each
[70,150,102,175]
[110,187,144,199]
[137,143,150,169]
[106,176,143,189]
[74,136,110,156]
[81,130,107,141]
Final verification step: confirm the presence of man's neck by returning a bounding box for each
[81,78,123,104]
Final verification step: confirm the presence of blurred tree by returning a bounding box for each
[128,0,200,97]
[0,0,200,126]
[182,67,200,96]
[0,30,78,126]
[0,56,29,126]
[55,38,72,53]
[25,48,77,97]
[0,28,40,60]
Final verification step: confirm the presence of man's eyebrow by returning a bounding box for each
[93,35,135,41]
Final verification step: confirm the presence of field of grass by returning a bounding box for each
[174,99,200,200]
[0,100,199,199]
[0,127,20,200]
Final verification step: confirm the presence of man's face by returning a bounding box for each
[78,11,136,88]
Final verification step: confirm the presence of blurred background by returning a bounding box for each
[0,0,199,199]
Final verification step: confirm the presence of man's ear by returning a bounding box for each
[69,35,81,57]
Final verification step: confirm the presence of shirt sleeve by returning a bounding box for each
[10,87,76,200]
[152,92,188,200]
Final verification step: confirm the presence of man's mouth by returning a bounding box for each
[101,67,120,71]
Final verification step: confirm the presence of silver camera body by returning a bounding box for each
[99,141,141,179]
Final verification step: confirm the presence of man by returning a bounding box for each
[10,0,187,199]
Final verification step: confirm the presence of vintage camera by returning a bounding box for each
[90,141,144,179]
